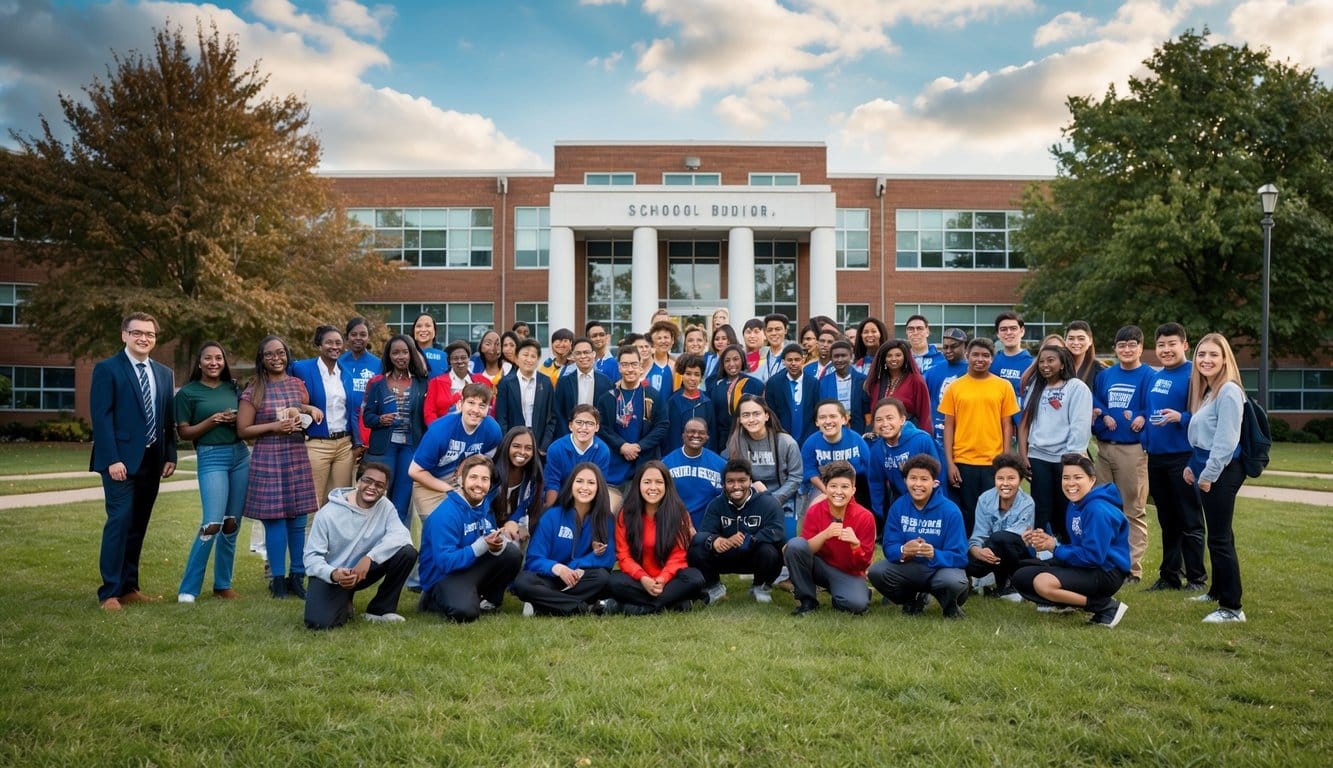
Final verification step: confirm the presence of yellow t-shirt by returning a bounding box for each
[939,373,1020,466]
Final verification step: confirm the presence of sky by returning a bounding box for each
[1,0,1331,176]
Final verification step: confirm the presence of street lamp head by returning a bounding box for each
[1258,183,1279,215]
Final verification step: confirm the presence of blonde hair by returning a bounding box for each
[1187,332,1244,412]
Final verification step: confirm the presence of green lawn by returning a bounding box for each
[0,441,93,474]
[1,494,1329,766]
[0,475,103,496]
[1267,442,1333,474]
[1247,473,1333,494]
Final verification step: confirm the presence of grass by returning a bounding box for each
[0,442,93,474]
[0,475,103,495]
[1248,473,1333,493]
[1,494,1330,765]
[1267,442,1333,475]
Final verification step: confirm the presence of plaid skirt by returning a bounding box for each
[243,432,318,520]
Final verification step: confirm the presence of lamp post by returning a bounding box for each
[1258,183,1279,410]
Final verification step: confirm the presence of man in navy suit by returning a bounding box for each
[90,312,178,611]
[817,340,870,430]
[494,338,556,449]
[550,336,612,443]
[764,343,818,444]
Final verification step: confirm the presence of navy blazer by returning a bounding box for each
[290,357,362,446]
[764,372,819,445]
[361,374,429,455]
[817,368,871,429]
[89,352,178,474]
[550,369,614,441]
[495,371,556,448]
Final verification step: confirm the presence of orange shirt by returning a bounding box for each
[939,373,1019,465]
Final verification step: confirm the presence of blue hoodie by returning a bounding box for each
[418,491,500,590]
[1054,483,1131,572]
[882,487,969,569]
[866,422,941,518]
[524,505,617,576]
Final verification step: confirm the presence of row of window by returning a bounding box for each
[586,173,800,186]
[347,207,1024,272]
[0,365,76,411]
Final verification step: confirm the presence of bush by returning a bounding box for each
[1303,417,1333,443]
[1270,418,1293,442]
[38,415,92,443]
[0,421,40,442]
[1288,430,1320,444]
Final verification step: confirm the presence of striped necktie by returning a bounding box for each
[136,362,157,446]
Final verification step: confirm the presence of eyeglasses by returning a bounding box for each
[571,419,598,428]
[127,330,157,339]
[358,477,388,489]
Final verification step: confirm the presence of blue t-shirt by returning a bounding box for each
[1143,363,1193,455]
[923,360,968,442]
[662,447,726,527]
[800,429,869,483]
[412,413,502,480]
[1093,364,1154,443]
[990,349,1033,398]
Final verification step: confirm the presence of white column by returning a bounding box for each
[631,227,658,332]
[727,227,755,324]
[548,227,576,334]
[809,227,836,320]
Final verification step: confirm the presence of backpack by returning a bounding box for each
[1239,396,1272,478]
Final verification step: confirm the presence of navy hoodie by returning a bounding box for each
[1054,483,1131,572]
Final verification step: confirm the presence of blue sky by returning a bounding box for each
[2,0,1330,174]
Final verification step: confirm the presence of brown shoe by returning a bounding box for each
[120,590,163,605]
[100,597,123,611]
[212,588,242,600]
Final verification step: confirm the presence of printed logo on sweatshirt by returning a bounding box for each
[746,449,776,466]
[557,525,574,540]
[437,438,484,468]
[720,515,763,530]
[1106,383,1138,410]
[899,515,942,536]
[1151,378,1175,395]
[815,447,861,464]
[668,464,722,486]
[1070,514,1083,538]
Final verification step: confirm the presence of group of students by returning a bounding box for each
[159,307,1250,629]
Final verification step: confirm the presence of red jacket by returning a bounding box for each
[800,498,877,577]
[615,510,690,583]
[866,371,932,429]
[424,373,495,424]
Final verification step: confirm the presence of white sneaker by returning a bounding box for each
[177,593,196,604]
[479,599,500,613]
[972,573,996,593]
[362,612,406,623]
[522,602,535,617]
[1187,592,1218,603]
[776,566,790,584]
[750,584,773,603]
[1202,608,1246,623]
[704,582,727,605]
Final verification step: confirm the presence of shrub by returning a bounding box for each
[0,421,40,442]
[1302,417,1333,443]
[1288,430,1320,444]
[1270,418,1293,442]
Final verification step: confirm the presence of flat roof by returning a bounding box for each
[553,139,826,148]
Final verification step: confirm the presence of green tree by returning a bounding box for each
[0,23,398,367]
[1017,31,1333,361]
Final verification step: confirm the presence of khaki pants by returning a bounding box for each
[1095,440,1149,578]
[306,436,355,511]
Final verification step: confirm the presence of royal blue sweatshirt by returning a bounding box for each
[663,447,727,527]
[1054,483,1131,572]
[882,488,969,569]
[412,413,502,480]
[419,491,501,590]
[1092,363,1153,442]
[866,421,941,518]
[1142,363,1193,455]
[523,505,617,575]
[800,429,869,483]
[991,349,1033,398]
[923,359,968,442]
[543,435,611,494]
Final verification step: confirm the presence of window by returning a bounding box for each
[754,241,798,333]
[515,207,549,269]
[348,208,493,268]
[836,209,870,269]
[1242,368,1333,412]
[837,305,870,330]
[662,173,721,186]
[0,365,75,411]
[667,241,722,304]
[0,284,33,326]
[356,302,494,345]
[584,173,635,186]
[586,240,634,344]
[896,209,1025,270]
[514,302,549,345]
[893,304,1060,346]
[749,173,799,186]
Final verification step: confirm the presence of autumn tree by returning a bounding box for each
[0,23,398,367]
[1017,31,1333,362]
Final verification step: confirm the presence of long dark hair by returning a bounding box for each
[380,334,429,380]
[620,460,690,565]
[717,343,747,382]
[492,426,545,528]
[726,393,789,478]
[250,335,292,411]
[188,340,236,386]
[864,338,918,401]
[549,461,613,550]
[1065,320,1102,389]
[853,317,888,361]
[1020,344,1075,436]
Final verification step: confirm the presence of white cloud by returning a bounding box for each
[579,0,627,5]
[1228,0,1333,68]
[1034,11,1095,47]
[0,0,544,170]
[587,50,623,71]
[714,76,811,134]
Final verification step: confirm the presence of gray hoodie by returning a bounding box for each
[303,487,413,584]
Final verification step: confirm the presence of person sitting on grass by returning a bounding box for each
[1012,453,1131,628]
[868,454,970,618]
[512,462,616,617]
[784,460,875,616]
[605,461,705,615]
[687,458,786,605]
[302,462,418,629]
[966,452,1035,602]
[418,455,522,623]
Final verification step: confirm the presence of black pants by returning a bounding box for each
[868,560,968,612]
[1148,451,1206,586]
[686,538,783,587]
[419,545,523,622]
[511,568,611,616]
[964,531,1029,587]
[955,463,993,536]
[607,568,705,612]
[1028,457,1067,541]
[1012,562,1125,614]
[1197,460,1245,610]
[304,545,417,629]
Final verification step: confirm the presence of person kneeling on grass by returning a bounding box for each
[302,462,418,629]
[687,458,786,605]
[418,455,523,622]
[605,461,705,615]
[512,463,617,617]
[1012,453,1131,628]
[869,454,970,618]
[965,452,1035,602]
[785,460,875,616]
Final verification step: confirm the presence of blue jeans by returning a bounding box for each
[263,516,307,579]
[178,443,250,596]
[368,440,416,527]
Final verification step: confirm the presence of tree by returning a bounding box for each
[1017,31,1333,362]
[0,23,399,367]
